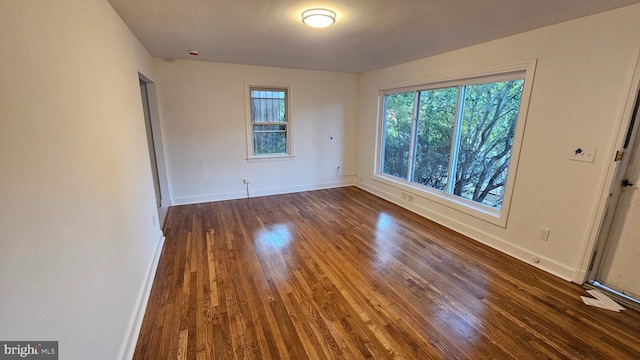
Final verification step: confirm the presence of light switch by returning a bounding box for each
[570,147,596,163]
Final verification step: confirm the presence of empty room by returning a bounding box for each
[2,1,640,359]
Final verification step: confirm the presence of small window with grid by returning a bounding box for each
[248,87,290,157]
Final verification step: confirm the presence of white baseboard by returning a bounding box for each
[572,269,588,284]
[249,179,355,198]
[171,178,356,206]
[357,182,576,282]
[117,233,165,360]
[171,190,247,205]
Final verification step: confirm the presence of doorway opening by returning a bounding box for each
[587,67,640,311]
[139,73,170,226]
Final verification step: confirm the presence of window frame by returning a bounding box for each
[374,60,537,227]
[245,82,294,161]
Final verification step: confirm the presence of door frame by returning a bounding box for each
[140,78,162,208]
[575,47,640,284]
[588,80,640,284]
[139,72,171,226]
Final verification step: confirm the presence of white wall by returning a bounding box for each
[2,2,636,357]
[357,4,640,282]
[0,1,164,359]
[153,59,359,204]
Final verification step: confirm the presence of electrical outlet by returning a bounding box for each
[152,215,156,226]
[400,192,414,202]
[335,166,341,176]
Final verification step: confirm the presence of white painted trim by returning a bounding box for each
[171,178,356,206]
[573,269,588,284]
[357,181,576,282]
[158,206,169,229]
[246,155,296,163]
[370,174,503,224]
[138,77,172,215]
[117,233,165,360]
[376,59,538,93]
[249,179,355,198]
[172,191,248,205]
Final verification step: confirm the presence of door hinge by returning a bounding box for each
[614,150,624,161]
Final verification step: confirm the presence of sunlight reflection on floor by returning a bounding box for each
[374,213,400,265]
[255,223,292,251]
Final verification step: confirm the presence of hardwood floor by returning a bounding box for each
[134,187,640,359]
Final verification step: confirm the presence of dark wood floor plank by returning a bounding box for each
[134,187,640,359]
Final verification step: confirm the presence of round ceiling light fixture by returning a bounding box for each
[301,8,336,28]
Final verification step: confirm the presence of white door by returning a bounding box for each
[595,98,640,300]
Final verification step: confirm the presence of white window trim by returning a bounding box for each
[244,81,294,160]
[374,60,537,228]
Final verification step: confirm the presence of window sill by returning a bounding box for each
[247,155,295,163]
[372,174,508,228]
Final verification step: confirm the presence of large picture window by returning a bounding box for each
[247,87,290,157]
[378,69,532,224]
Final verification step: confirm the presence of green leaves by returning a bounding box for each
[380,79,524,209]
[381,92,413,178]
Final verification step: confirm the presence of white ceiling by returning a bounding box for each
[108,0,640,73]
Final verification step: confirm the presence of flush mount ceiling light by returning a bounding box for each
[301,8,336,28]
